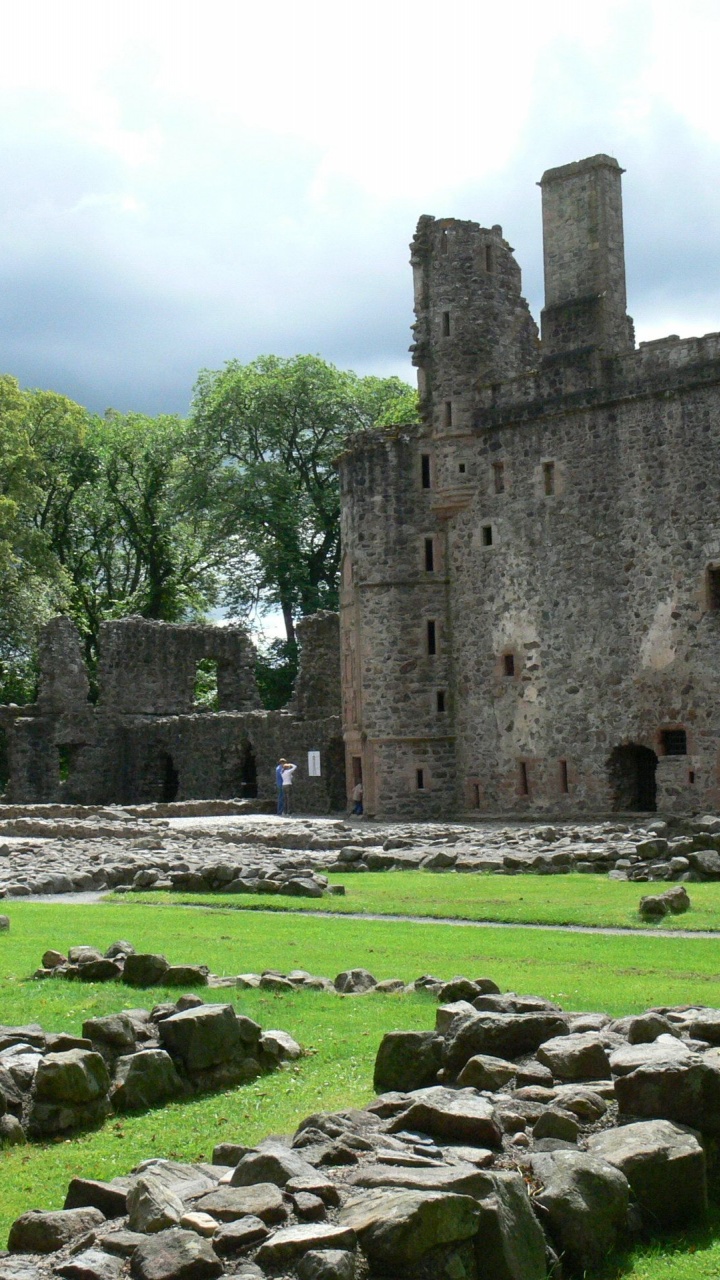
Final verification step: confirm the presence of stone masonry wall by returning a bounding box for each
[339,153,720,818]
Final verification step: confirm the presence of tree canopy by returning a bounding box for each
[190,354,418,643]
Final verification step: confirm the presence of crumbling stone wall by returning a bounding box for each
[0,615,343,812]
[340,153,720,818]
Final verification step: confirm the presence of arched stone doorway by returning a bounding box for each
[607,744,658,811]
[160,752,179,802]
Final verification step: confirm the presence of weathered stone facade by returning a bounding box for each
[0,613,344,811]
[340,154,720,818]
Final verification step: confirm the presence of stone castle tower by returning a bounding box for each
[339,155,720,817]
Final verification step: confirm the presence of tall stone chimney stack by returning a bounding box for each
[539,154,633,357]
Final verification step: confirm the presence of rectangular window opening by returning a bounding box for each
[424,537,435,572]
[493,461,505,494]
[559,759,569,794]
[443,400,453,429]
[473,782,481,809]
[661,728,687,756]
[485,244,493,273]
[440,230,448,255]
[458,462,466,474]
[58,744,78,783]
[519,760,529,796]
[436,690,446,714]
[421,453,431,489]
[543,461,556,496]
[707,566,720,609]
[416,768,425,790]
[689,770,696,785]
[481,524,493,547]
[441,311,451,337]
[426,620,437,655]
[503,653,515,677]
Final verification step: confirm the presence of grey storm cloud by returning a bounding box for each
[2,14,720,418]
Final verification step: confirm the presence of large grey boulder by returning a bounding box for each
[373,1031,443,1092]
[112,1050,184,1112]
[297,1251,356,1280]
[457,1053,516,1091]
[340,1188,480,1272]
[64,1176,130,1217]
[588,1119,707,1227]
[255,1223,357,1269]
[532,1149,629,1273]
[230,1143,318,1187]
[8,1207,105,1253]
[127,1175,183,1233]
[123,953,169,987]
[444,1012,568,1075]
[474,1170,547,1280]
[157,1003,241,1070]
[193,1182,287,1224]
[536,1032,611,1081]
[387,1086,502,1147]
[27,1049,111,1136]
[82,1014,137,1057]
[130,1229,223,1280]
[614,1054,720,1135]
[334,969,377,994]
[55,1249,123,1280]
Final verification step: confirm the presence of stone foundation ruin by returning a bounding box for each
[0,612,344,813]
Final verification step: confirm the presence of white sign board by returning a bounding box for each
[307,751,321,777]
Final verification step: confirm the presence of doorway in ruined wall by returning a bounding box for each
[325,737,347,812]
[607,744,658,811]
[159,752,179,802]
[238,740,258,798]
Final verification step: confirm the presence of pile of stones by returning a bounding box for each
[5,978,720,1278]
[2,810,720,907]
[0,991,300,1145]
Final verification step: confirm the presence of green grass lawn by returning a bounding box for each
[2,899,720,1275]
[124,869,720,931]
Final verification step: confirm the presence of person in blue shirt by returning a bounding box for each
[275,759,286,815]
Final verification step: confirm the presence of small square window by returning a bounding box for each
[503,653,515,677]
[458,462,466,474]
[661,729,687,756]
[481,525,493,547]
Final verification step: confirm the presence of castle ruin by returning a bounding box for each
[339,155,720,818]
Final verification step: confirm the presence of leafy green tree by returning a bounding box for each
[0,377,71,701]
[190,354,418,644]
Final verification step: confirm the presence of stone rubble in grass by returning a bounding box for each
[6,977,720,1277]
[2,807,720,904]
[0,990,302,1143]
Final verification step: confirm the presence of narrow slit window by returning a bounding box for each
[661,729,687,756]
[424,537,435,572]
[519,760,529,796]
[472,782,481,809]
[493,461,505,494]
[441,311,451,337]
[503,653,515,677]
[443,400,453,429]
[421,453,431,489]
[689,770,696,785]
[481,524,493,547]
[559,759,569,793]
[485,244,493,273]
[427,620,437,655]
[416,768,425,790]
[436,690,446,714]
[440,230,448,255]
[707,566,720,609]
[543,461,556,496]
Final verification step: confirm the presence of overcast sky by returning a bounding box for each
[2,0,720,416]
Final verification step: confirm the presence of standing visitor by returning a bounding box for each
[275,759,285,816]
[351,780,363,815]
[281,760,297,815]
